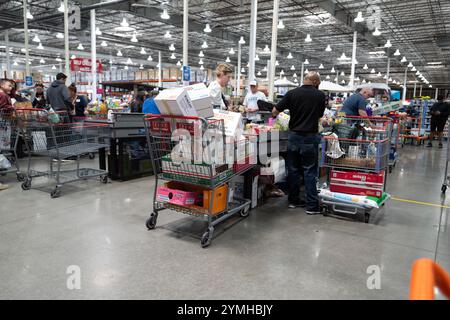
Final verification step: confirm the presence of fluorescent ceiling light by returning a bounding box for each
[26,11,33,20]
[277,20,285,29]
[170,53,176,60]
[147,55,153,61]
[427,61,442,65]
[176,60,181,66]
[37,43,44,50]
[101,41,107,47]
[370,68,375,73]
[239,37,246,45]
[161,9,170,20]
[363,64,368,70]
[372,28,381,36]
[204,24,212,33]
[401,56,407,63]
[77,43,84,50]
[290,65,295,71]
[56,57,62,62]
[126,58,133,64]
[241,67,245,73]
[140,47,147,54]
[305,34,312,42]
[199,51,204,57]
[164,31,172,39]
[39,58,45,64]
[169,44,175,51]
[304,59,309,65]
[255,54,260,61]
[225,56,230,63]
[325,45,332,52]
[331,67,335,73]
[58,2,65,13]
[95,27,102,36]
[56,33,64,39]
[394,49,400,56]
[354,12,364,23]
[384,40,392,48]
[52,65,56,70]
[287,52,293,59]
[131,33,138,43]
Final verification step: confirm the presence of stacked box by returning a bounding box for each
[329,170,385,198]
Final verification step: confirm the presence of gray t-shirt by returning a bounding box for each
[342,93,367,116]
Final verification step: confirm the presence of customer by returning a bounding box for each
[32,83,46,108]
[142,90,160,114]
[46,73,73,114]
[130,92,145,113]
[0,79,13,110]
[208,63,233,110]
[272,72,326,214]
[68,84,88,117]
[243,80,267,122]
[341,88,373,116]
[427,95,449,148]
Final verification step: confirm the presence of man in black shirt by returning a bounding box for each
[273,72,326,214]
[427,95,449,148]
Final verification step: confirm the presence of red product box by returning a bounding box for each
[156,186,202,206]
[329,170,385,198]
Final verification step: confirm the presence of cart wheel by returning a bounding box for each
[89,153,95,160]
[364,213,370,224]
[201,230,213,248]
[442,185,447,194]
[146,213,158,230]
[100,175,108,184]
[21,178,31,190]
[239,205,250,217]
[51,187,61,198]
[16,173,25,182]
[389,166,393,173]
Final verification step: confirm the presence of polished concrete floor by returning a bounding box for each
[0,145,448,300]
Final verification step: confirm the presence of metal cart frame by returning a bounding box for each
[442,122,450,194]
[0,109,25,182]
[144,114,254,248]
[16,108,110,198]
[320,116,392,223]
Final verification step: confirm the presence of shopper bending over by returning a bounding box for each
[341,88,373,116]
[272,72,326,214]
[208,63,233,110]
[427,95,449,149]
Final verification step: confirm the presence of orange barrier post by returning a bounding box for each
[409,258,450,300]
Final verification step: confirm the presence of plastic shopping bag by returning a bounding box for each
[325,133,345,159]
[47,107,60,124]
[0,154,11,170]
[0,125,12,150]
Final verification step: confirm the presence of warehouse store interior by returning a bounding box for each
[0,0,449,300]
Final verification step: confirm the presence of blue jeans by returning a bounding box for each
[287,132,321,211]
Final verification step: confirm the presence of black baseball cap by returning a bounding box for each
[56,73,67,80]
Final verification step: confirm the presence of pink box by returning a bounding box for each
[156,186,201,206]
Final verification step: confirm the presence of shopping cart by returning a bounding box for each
[15,108,110,198]
[0,108,25,181]
[320,116,392,223]
[144,114,254,248]
[388,116,401,173]
[442,124,450,194]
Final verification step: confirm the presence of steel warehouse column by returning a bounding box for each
[386,57,390,86]
[268,0,279,101]
[5,31,11,78]
[300,62,304,86]
[402,67,407,103]
[350,31,357,88]
[237,42,242,96]
[248,0,257,83]
[435,88,438,100]
[413,81,417,97]
[419,85,422,96]
[158,51,162,88]
[64,0,70,83]
[90,9,97,102]
[183,0,189,86]
[23,0,30,77]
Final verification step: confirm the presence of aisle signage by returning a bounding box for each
[25,76,32,86]
[182,66,191,82]
[70,58,103,73]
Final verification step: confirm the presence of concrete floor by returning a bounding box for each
[0,145,448,300]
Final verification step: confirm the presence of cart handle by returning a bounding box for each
[409,258,450,300]
[343,115,394,121]
[323,136,390,144]
[144,114,203,121]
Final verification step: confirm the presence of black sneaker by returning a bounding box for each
[288,202,306,209]
[426,143,433,148]
[305,208,321,215]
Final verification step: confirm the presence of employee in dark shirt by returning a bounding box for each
[341,88,372,116]
[272,72,326,214]
[427,95,449,148]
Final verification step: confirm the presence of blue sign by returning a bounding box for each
[182,66,191,82]
[25,76,33,86]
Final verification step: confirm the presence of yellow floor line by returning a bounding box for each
[391,197,450,209]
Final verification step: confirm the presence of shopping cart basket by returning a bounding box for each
[16,108,110,198]
[320,116,392,223]
[144,114,255,248]
[0,108,25,181]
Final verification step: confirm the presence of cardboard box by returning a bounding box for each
[212,109,243,137]
[156,186,202,206]
[329,170,385,198]
[185,83,214,119]
[154,87,197,116]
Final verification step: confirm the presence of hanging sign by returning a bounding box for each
[70,58,103,73]
[68,6,81,30]
[183,66,191,82]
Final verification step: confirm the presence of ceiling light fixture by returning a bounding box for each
[241,67,245,73]
[408,62,413,68]
[370,68,375,74]
[354,11,364,23]
[226,56,231,63]
[200,65,204,70]
[126,58,133,64]
[169,44,175,51]
[52,65,56,70]
[117,50,123,56]
[401,56,407,63]
[161,9,170,20]
[319,64,324,69]
[95,27,102,36]
[287,52,293,59]
[26,10,33,20]
[263,45,270,53]
[304,59,309,65]
[304,69,308,74]
[201,41,208,49]
[363,64,368,70]
[331,67,335,73]
[37,43,44,50]
[39,58,45,64]
[124,65,129,70]
[139,64,144,70]
[255,54,260,61]
[394,49,400,56]
[101,41,107,47]
[120,18,129,28]
[77,43,84,50]
[325,45,332,52]
[56,33,64,39]
[305,34,312,42]
[199,58,204,65]
[176,60,181,66]
[340,71,345,76]
[131,33,138,43]
[290,65,295,71]
[384,40,392,48]
[239,36,246,45]
[140,47,147,55]
[229,48,235,55]
[411,66,417,72]
[71,54,76,59]
[147,55,153,61]
[293,73,297,78]
[32,34,40,43]
[372,28,381,36]
[257,71,261,76]
[280,70,285,75]
[170,53,176,60]
[277,20,285,29]
[204,23,212,33]
[198,51,205,57]
[164,31,172,39]
[56,57,62,62]
[326,75,330,80]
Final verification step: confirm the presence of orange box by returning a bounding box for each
[165,182,228,215]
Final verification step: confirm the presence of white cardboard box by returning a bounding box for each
[212,109,243,137]
[154,87,197,116]
[185,83,214,118]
